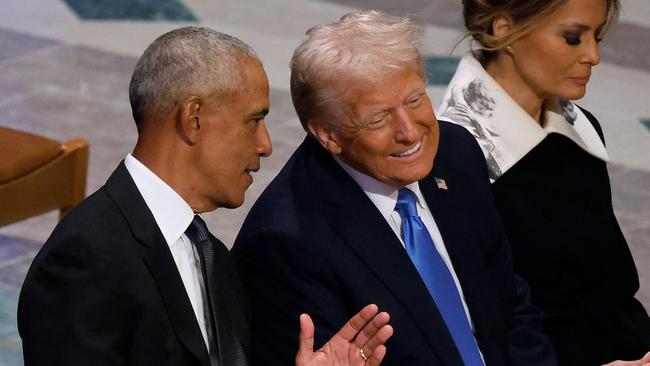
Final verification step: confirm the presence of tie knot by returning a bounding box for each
[395,188,419,218]
[185,215,210,245]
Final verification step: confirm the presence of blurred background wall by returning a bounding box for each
[1,1,649,364]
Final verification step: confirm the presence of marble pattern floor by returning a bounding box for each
[1,1,649,364]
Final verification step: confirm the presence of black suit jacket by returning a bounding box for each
[232,122,557,365]
[18,163,249,366]
[491,109,650,365]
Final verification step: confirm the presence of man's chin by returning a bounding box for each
[218,193,246,210]
[226,199,245,209]
[383,171,432,189]
[393,163,434,187]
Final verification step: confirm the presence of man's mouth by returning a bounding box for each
[392,141,422,158]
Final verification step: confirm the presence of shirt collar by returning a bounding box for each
[334,157,426,219]
[437,53,608,179]
[124,154,194,247]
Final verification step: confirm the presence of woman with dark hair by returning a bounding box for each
[437,0,650,364]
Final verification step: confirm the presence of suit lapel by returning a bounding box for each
[423,165,500,364]
[104,163,211,366]
[421,174,483,296]
[303,139,463,365]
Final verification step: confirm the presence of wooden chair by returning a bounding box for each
[0,126,89,227]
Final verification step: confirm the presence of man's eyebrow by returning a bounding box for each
[404,84,426,97]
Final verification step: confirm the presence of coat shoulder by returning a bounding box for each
[435,120,491,181]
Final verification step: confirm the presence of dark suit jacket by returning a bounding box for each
[232,121,557,365]
[18,162,249,366]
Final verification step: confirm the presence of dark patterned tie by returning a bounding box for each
[185,215,248,366]
[395,188,483,365]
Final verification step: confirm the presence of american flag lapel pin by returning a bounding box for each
[435,177,448,190]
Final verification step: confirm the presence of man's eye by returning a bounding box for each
[361,114,387,129]
[408,95,422,107]
[369,117,384,126]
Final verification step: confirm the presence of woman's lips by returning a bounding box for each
[570,76,590,85]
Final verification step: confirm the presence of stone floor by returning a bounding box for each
[1,0,649,364]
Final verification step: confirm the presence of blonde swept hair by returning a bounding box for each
[290,10,425,131]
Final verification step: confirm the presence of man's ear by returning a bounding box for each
[307,119,343,155]
[179,96,202,144]
[492,13,513,40]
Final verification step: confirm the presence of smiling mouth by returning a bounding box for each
[391,141,422,158]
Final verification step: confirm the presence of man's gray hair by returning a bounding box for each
[290,10,425,131]
[129,26,259,124]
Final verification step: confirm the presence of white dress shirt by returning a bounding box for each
[124,154,210,349]
[336,158,484,361]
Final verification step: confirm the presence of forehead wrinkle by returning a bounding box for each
[356,77,425,109]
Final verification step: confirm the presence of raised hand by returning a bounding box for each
[602,352,650,366]
[295,304,393,366]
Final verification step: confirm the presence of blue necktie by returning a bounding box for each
[395,188,483,365]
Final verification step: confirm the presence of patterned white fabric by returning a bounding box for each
[437,53,609,181]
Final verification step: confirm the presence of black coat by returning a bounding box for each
[232,122,557,365]
[491,109,650,365]
[18,163,250,366]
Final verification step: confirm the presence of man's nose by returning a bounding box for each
[393,109,419,144]
[256,121,273,157]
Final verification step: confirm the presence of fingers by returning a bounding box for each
[639,352,650,366]
[295,314,315,366]
[302,304,392,366]
[353,311,390,349]
[343,305,392,366]
[641,352,650,363]
[335,304,379,342]
[359,323,393,362]
[366,345,387,366]
[602,353,650,366]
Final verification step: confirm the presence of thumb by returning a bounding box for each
[295,314,315,366]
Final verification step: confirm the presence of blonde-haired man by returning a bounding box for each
[233,11,556,366]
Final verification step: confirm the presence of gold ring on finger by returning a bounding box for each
[359,348,368,362]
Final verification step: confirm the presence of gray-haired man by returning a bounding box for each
[18,27,391,366]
